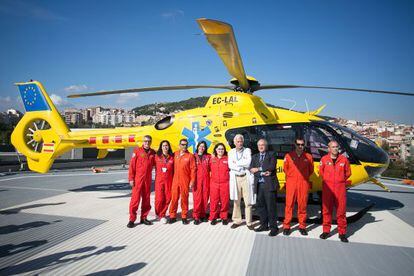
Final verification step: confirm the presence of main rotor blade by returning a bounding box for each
[67,85,233,98]
[257,85,414,97]
[197,18,250,92]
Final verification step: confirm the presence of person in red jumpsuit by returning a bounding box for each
[319,140,352,243]
[283,138,314,236]
[127,135,156,228]
[193,141,211,225]
[169,138,196,224]
[154,140,174,224]
[209,143,230,225]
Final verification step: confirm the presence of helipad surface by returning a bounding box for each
[0,169,413,275]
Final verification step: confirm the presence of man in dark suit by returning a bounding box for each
[250,138,279,236]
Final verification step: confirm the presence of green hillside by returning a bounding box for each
[132,97,209,115]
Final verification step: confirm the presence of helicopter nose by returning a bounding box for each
[361,145,390,178]
[364,162,389,178]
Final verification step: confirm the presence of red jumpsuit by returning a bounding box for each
[128,147,155,222]
[193,153,211,220]
[169,151,196,219]
[319,154,351,235]
[209,155,230,221]
[154,154,174,218]
[283,151,314,230]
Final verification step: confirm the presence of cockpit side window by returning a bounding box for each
[225,125,299,156]
[256,125,296,158]
[225,127,256,150]
[303,124,349,161]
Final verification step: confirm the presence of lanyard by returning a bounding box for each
[236,148,244,161]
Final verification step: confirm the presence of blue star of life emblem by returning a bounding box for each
[181,122,211,153]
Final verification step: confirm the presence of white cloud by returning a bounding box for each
[0,96,12,111]
[15,96,24,110]
[116,93,140,105]
[161,9,184,20]
[0,96,11,103]
[64,84,88,93]
[0,96,21,112]
[50,94,65,106]
[49,93,77,110]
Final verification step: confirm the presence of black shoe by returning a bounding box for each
[339,234,349,243]
[222,219,229,225]
[283,229,291,236]
[247,225,255,231]
[194,219,201,225]
[182,218,189,225]
[211,219,218,225]
[319,232,329,239]
[299,228,308,236]
[168,218,177,224]
[231,223,241,229]
[269,228,279,237]
[141,219,153,225]
[201,217,208,223]
[127,221,135,228]
[255,225,270,232]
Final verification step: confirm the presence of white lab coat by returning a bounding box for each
[228,147,256,205]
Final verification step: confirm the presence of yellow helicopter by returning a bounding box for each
[11,18,414,193]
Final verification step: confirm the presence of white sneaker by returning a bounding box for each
[160,217,167,224]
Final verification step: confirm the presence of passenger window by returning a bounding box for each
[225,127,256,150]
[226,124,298,157]
[257,126,296,158]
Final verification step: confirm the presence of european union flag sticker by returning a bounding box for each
[18,83,50,112]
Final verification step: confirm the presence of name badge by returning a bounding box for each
[162,167,167,173]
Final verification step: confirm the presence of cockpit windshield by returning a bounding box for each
[326,122,389,164]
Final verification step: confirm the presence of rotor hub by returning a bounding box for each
[24,119,50,153]
[33,131,42,142]
[230,76,260,93]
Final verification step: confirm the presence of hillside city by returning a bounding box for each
[1,97,413,179]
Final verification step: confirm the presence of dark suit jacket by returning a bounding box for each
[250,151,279,193]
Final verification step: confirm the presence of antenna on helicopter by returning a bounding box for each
[280,99,297,111]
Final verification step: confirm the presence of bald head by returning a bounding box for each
[328,140,340,157]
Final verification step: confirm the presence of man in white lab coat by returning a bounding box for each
[228,134,255,230]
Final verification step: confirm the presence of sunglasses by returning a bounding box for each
[180,143,188,146]
[296,143,305,147]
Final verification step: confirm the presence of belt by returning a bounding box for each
[236,173,246,177]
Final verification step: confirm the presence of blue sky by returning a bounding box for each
[1,0,413,124]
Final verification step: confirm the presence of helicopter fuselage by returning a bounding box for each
[54,90,389,192]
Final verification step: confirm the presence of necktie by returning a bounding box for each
[260,153,265,163]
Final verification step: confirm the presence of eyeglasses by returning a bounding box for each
[180,143,188,146]
[296,143,305,147]
[217,148,225,151]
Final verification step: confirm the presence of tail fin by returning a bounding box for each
[11,81,72,173]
